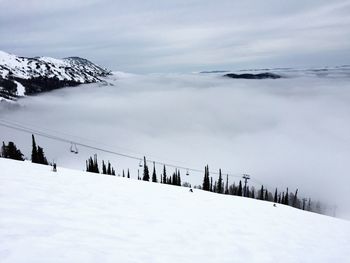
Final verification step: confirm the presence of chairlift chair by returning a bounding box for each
[74,144,78,154]
[70,143,79,154]
[70,143,75,153]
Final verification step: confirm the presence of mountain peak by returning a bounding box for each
[0,50,111,101]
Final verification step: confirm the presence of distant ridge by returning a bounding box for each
[0,50,111,102]
[224,72,282,79]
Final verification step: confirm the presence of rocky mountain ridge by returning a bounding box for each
[0,50,111,101]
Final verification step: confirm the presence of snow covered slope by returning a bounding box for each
[0,157,349,263]
[0,50,110,101]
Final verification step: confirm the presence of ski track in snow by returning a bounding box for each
[0,158,349,263]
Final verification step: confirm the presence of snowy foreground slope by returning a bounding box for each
[0,158,349,263]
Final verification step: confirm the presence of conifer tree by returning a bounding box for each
[90,157,94,172]
[205,166,209,190]
[162,165,167,184]
[274,188,278,203]
[202,165,210,191]
[152,162,157,182]
[93,154,99,173]
[293,189,298,207]
[127,169,130,178]
[172,171,177,185]
[9,142,20,159]
[107,162,111,175]
[1,141,24,160]
[264,190,269,201]
[217,169,223,194]
[86,157,92,172]
[237,180,243,196]
[224,174,229,194]
[122,170,125,177]
[259,185,264,200]
[86,155,99,173]
[102,161,107,174]
[37,146,48,165]
[142,156,149,181]
[210,177,213,192]
[177,170,181,186]
[285,188,289,205]
[1,142,7,158]
[31,135,38,163]
[87,159,90,172]
[229,183,236,195]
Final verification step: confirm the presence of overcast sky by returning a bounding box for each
[1,0,350,72]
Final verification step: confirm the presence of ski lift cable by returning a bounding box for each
[0,118,144,155]
[249,178,276,190]
[0,120,243,179]
[0,120,245,178]
[0,120,243,178]
[0,120,142,160]
[0,118,197,168]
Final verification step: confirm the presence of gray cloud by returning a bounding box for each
[0,0,350,72]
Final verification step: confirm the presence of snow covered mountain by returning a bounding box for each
[1,157,349,263]
[0,50,111,101]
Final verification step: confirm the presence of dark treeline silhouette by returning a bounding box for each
[31,135,48,165]
[138,158,182,186]
[1,141,24,160]
[0,137,326,215]
[13,76,80,95]
[1,135,49,166]
[134,161,315,213]
[86,154,116,175]
[195,165,321,213]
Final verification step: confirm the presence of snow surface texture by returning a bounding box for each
[0,158,349,263]
[0,50,110,100]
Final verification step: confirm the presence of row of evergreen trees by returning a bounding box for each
[1,135,49,165]
[86,154,116,176]
[84,155,319,213]
[136,159,311,212]
[198,165,318,212]
[1,141,24,160]
[137,157,182,186]
[0,137,323,214]
[111,156,312,212]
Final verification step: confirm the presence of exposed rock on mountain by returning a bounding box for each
[224,72,282,79]
[0,51,111,101]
